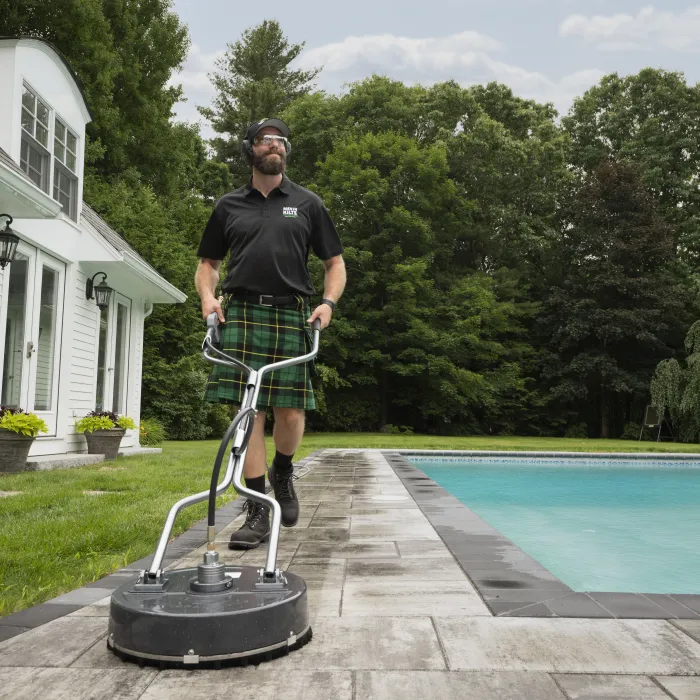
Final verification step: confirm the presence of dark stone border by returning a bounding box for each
[0,450,323,641]
[383,451,700,620]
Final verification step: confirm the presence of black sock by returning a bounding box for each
[245,475,266,494]
[273,450,294,472]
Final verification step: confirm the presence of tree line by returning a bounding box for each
[2,4,699,441]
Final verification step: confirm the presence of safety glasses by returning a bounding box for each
[253,134,289,146]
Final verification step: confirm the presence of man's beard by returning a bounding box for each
[252,151,285,175]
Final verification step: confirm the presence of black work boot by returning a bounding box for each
[268,463,299,527]
[228,499,270,549]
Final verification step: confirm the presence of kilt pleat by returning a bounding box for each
[204,295,316,410]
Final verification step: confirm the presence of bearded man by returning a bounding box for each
[194,118,346,549]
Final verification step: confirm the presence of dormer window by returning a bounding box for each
[19,82,80,221]
[53,118,78,220]
[20,84,50,192]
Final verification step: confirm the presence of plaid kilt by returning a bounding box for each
[204,295,316,410]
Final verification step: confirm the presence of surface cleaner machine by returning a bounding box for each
[107,313,321,667]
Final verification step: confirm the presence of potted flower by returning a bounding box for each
[0,406,49,473]
[75,410,136,460]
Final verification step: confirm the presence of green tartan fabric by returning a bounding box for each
[204,296,316,410]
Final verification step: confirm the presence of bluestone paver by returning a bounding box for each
[433,617,700,673]
[0,616,108,667]
[139,669,352,700]
[0,667,156,699]
[654,675,700,699]
[355,671,566,699]
[553,673,671,699]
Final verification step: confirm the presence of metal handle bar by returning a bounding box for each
[148,311,323,578]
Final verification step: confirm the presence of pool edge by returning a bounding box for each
[381,450,700,621]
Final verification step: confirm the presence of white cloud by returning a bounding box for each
[559,5,700,51]
[296,31,501,73]
[295,31,603,117]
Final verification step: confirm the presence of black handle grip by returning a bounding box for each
[312,318,321,332]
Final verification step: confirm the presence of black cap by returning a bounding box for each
[245,118,290,141]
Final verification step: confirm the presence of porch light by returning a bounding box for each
[86,271,113,310]
[0,214,19,269]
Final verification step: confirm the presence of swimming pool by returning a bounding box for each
[410,456,700,594]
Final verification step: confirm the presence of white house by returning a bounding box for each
[0,37,187,463]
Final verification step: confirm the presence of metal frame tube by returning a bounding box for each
[148,318,321,579]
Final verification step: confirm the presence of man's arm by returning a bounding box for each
[321,255,346,304]
[195,258,226,323]
[307,255,346,329]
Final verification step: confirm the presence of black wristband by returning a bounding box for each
[321,298,336,312]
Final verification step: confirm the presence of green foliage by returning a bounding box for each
[199,19,321,176]
[139,417,167,446]
[539,158,692,438]
[0,408,49,438]
[74,411,135,433]
[564,423,588,439]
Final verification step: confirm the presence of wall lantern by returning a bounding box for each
[85,271,113,310]
[0,214,20,269]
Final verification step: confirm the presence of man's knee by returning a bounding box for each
[273,407,305,430]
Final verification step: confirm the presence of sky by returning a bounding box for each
[170,0,700,139]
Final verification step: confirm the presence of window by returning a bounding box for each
[20,85,50,193]
[19,84,80,219]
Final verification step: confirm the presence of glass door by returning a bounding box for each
[1,247,35,409]
[0,244,64,435]
[28,252,65,434]
[95,293,131,415]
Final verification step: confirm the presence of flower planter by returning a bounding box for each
[0,428,35,473]
[84,428,126,460]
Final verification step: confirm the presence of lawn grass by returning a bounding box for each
[1,432,698,617]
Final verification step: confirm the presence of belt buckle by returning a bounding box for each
[259,295,273,307]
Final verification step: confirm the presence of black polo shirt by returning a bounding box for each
[197,175,343,297]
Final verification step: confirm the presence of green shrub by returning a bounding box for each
[564,422,588,438]
[0,406,48,438]
[139,417,167,446]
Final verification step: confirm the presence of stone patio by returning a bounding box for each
[1,448,700,699]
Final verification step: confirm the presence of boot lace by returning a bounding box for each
[274,470,298,500]
[243,499,266,527]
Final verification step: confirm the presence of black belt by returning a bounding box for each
[228,290,302,307]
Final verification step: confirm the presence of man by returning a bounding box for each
[194,117,346,549]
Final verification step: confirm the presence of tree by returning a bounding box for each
[308,130,530,433]
[539,159,692,437]
[199,20,320,178]
[651,321,700,442]
[564,69,700,266]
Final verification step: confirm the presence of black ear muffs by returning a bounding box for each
[240,137,291,166]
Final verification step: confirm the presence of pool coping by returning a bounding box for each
[383,450,700,620]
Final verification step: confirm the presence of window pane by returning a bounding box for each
[35,123,48,147]
[67,132,77,153]
[1,255,29,408]
[55,141,65,163]
[21,137,47,191]
[21,107,34,134]
[55,119,66,143]
[112,304,129,414]
[36,100,49,127]
[22,87,35,113]
[34,266,59,411]
[95,306,109,413]
[53,165,77,220]
[66,152,76,172]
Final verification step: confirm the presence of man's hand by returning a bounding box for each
[202,295,225,324]
[307,303,332,330]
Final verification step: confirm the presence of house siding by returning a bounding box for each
[64,267,98,451]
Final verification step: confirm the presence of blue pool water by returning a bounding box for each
[411,457,700,594]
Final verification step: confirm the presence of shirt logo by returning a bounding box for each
[283,206,298,218]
